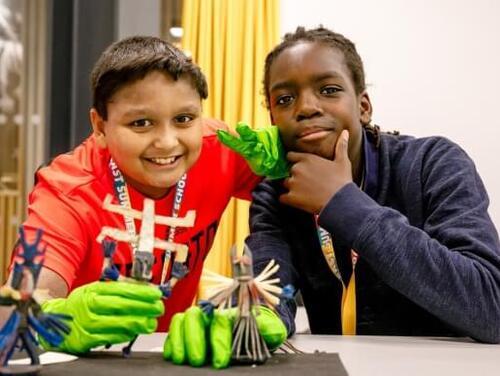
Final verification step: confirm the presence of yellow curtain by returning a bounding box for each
[181,0,280,277]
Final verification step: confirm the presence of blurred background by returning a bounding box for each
[1,0,499,298]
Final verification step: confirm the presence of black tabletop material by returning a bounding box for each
[43,352,348,376]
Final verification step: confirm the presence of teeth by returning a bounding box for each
[150,156,176,165]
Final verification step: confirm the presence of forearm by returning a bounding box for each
[36,267,69,299]
[320,183,500,343]
[0,267,67,327]
[0,305,15,327]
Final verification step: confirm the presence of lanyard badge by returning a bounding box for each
[104,158,191,291]
[315,215,358,335]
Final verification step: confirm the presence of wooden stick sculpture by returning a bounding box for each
[200,244,294,364]
[96,194,196,355]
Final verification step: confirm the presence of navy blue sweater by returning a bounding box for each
[247,130,500,343]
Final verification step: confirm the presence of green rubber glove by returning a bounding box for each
[163,305,287,369]
[217,122,289,179]
[41,281,164,354]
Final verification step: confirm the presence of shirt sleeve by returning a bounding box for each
[246,179,299,336]
[17,184,89,290]
[319,138,500,343]
[230,151,263,201]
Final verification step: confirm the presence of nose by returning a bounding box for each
[153,122,178,149]
[295,91,322,122]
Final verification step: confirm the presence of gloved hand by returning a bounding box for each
[217,123,289,179]
[41,281,164,354]
[163,305,287,369]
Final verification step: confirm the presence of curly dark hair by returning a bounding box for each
[264,26,366,103]
[91,36,208,120]
[263,26,389,146]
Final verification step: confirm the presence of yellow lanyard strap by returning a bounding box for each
[316,220,358,335]
[341,255,357,335]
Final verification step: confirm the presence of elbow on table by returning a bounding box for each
[472,333,500,344]
[469,321,500,344]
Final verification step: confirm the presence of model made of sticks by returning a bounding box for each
[0,227,71,375]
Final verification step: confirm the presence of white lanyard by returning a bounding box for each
[108,158,187,269]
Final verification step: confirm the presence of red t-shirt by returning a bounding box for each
[20,128,260,331]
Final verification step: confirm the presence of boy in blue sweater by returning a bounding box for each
[225,26,500,343]
[166,26,500,362]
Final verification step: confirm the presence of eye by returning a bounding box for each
[175,114,194,124]
[321,86,342,96]
[129,119,152,128]
[275,95,294,106]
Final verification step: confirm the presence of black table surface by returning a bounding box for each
[41,352,348,376]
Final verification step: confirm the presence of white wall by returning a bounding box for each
[281,0,500,229]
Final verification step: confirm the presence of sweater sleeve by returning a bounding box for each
[318,138,500,343]
[246,180,299,336]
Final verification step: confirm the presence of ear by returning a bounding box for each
[90,108,107,149]
[358,91,373,126]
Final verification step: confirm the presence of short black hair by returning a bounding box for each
[263,26,366,108]
[91,36,208,120]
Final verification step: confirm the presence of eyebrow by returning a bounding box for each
[120,108,149,118]
[120,104,201,118]
[269,71,345,93]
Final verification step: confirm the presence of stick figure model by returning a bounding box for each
[200,244,294,364]
[96,194,196,355]
[0,227,71,375]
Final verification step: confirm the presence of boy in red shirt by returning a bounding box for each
[3,36,262,353]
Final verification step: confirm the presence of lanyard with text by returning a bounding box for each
[109,158,187,284]
[315,216,359,335]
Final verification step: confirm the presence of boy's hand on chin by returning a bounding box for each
[280,130,352,214]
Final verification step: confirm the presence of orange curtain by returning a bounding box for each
[181,0,280,277]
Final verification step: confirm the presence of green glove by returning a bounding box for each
[217,122,289,179]
[163,305,287,369]
[41,281,164,354]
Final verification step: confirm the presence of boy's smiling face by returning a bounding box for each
[267,42,371,163]
[91,70,203,198]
